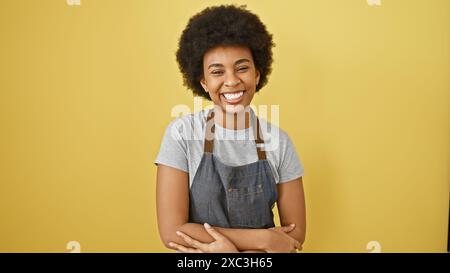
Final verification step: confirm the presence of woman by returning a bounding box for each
[155,5,306,253]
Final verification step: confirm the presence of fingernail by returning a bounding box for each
[169,242,174,247]
[204,223,211,229]
[176,231,181,236]
[290,224,296,227]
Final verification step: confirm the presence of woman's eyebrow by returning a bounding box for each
[207,59,250,69]
[234,58,250,65]
[207,63,224,69]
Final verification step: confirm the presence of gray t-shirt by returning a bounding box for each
[155,109,304,187]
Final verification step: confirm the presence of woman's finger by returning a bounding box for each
[203,223,225,241]
[169,242,202,253]
[294,240,302,250]
[176,231,208,251]
[280,224,296,233]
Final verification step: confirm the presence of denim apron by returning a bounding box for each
[189,109,278,228]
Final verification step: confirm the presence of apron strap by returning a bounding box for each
[204,109,215,153]
[203,109,267,160]
[255,117,267,160]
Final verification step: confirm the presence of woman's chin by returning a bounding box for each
[221,103,248,114]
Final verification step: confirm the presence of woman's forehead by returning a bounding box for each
[203,45,253,66]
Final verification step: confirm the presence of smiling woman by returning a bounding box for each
[155,5,306,253]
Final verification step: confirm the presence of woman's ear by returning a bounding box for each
[200,78,208,93]
[256,70,260,86]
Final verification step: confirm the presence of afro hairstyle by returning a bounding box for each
[176,5,275,100]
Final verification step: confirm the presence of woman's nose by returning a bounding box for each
[224,73,240,87]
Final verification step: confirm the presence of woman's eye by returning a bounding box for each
[237,67,249,72]
[211,71,224,75]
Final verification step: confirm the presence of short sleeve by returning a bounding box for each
[154,119,188,173]
[277,134,304,183]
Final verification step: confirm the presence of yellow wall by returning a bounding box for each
[0,0,448,252]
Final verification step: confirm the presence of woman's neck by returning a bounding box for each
[212,106,253,131]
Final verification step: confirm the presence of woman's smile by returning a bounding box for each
[221,90,245,104]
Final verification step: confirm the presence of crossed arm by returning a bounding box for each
[156,164,306,252]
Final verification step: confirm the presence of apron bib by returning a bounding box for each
[189,109,278,228]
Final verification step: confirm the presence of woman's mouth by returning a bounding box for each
[221,91,244,104]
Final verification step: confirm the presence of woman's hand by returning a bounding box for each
[169,223,239,253]
[264,224,302,253]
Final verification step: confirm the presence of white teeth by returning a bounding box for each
[223,91,243,100]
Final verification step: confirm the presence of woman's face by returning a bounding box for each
[200,45,260,114]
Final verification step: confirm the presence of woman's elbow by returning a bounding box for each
[293,229,306,247]
[159,226,180,249]
[160,234,174,249]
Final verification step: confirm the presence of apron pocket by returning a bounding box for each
[226,183,272,228]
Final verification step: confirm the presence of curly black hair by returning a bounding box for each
[176,5,275,100]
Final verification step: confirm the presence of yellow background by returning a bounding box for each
[0,0,448,252]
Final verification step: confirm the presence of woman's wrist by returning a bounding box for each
[256,229,272,251]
